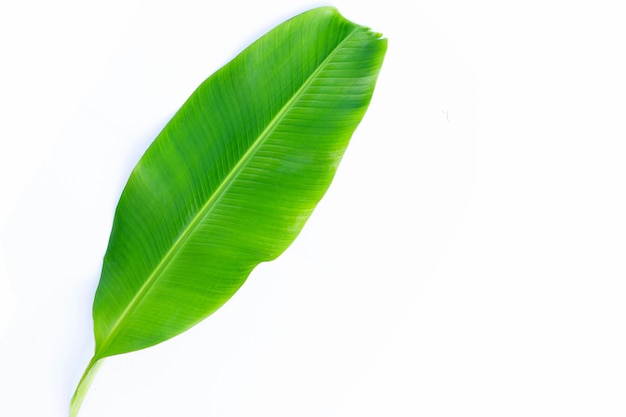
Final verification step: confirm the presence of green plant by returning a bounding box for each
[70,6,386,416]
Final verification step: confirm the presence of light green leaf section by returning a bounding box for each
[71,6,386,416]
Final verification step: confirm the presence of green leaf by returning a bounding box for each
[70,6,386,416]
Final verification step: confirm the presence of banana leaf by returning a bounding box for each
[71,6,386,416]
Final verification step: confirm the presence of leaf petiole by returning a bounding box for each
[70,357,103,417]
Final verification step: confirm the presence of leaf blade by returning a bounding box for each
[94,6,385,359]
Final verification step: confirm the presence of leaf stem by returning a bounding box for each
[70,357,103,417]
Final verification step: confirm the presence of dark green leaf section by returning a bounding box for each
[72,6,385,416]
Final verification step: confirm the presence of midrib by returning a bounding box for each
[95,28,358,359]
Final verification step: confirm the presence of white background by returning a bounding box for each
[1,1,625,416]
